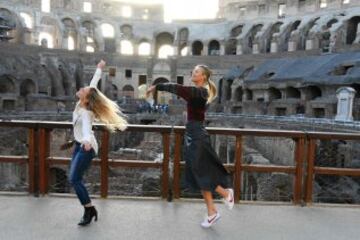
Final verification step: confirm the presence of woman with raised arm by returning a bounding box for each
[146,65,234,228]
[69,60,127,226]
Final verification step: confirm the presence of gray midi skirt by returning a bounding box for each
[183,121,230,192]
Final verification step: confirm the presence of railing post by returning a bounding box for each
[305,138,316,205]
[28,128,36,194]
[100,130,109,198]
[39,128,50,195]
[234,135,242,203]
[173,132,182,199]
[161,132,170,200]
[293,137,305,205]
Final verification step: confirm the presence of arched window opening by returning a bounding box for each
[101,23,114,38]
[158,45,174,59]
[120,40,134,55]
[138,42,150,55]
[39,32,53,48]
[20,12,32,28]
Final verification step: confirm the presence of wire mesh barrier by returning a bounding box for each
[173,127,305,204]
[1,120,360,205]
[0,122,36,193]
[305,133,360,204]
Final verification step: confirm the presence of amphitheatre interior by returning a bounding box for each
[1,0,360,204]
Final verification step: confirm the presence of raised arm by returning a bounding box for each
[154,83,208,101]
[89,60,106,88]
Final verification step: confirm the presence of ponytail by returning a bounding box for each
[207,79,217,104]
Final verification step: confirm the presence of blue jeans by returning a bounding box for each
[69,142,95,205]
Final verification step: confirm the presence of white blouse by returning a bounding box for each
[72,68,102,154]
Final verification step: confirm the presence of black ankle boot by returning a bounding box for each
[78,206,98,226]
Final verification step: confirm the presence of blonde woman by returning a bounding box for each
[70,60,127,226]
[146,65,234,228]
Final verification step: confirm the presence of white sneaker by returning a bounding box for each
[200,212,221,228]
[223,188,234,210]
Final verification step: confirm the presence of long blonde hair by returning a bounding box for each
[86,87,127,132]
[196,64,217,104]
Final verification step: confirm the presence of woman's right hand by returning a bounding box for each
[146,85,156,98]
[82,142,92,151]
[97,60,106,69]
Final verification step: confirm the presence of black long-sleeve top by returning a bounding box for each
[155,83,208,122]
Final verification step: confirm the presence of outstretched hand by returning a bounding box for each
[146,85,156,98]
[97,60,106,69]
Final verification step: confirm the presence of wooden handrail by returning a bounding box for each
[1,121,360,205]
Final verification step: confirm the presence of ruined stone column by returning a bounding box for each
[252,43,259,54]
[220,43,225,55]
[335,87,355,122]
[203,45,208,56]
[288,41,297,51]
[270,41,278,53]
[236,43,243,55]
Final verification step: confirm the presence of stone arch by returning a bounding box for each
[248,24,263,49]
[327,18,338,28]
[62,17,77,50]
[208,40,220,55]
[261,72,275,80]
[286,87,301,99]
[350,83,360,98]
[225,39,237,55]
[301,17,320,50]
[235,87,243,102]
[138,39,151,55]
[225,24,243,55]
[268,87,281,100]
[155,32,174,57]
[19,12,33,29]
[120,24,133,38]
[284,20,301,50]
[346,16,360,44]
[0,75,16,94]
[178,28,189,55]
[0,8,20,43]
[101,22,116,52]
[179,42,188,56]
[153,77,169,85]
[306,86,322,100]
[245,89,253,101]
[0,8,16,27]
[40,16,59,27]
[192,40,203,55]
[20,79,35,97]
[62,17,76,29]
[320,18,339,51]
[82,20,98,51]
[231,25,243,38]
[153,62,171,73]
[178,27,189,42]
[266,22,283,53]
[122,85,134,98]
[100,23,114,38]
[40,16,61,48]
[112,84,118,100]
